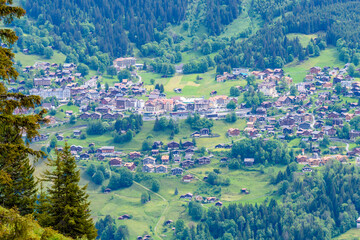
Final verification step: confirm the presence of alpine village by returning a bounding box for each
[4,0,360,240]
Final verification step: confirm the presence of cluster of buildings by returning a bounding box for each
[24,59,360,174]
[179,192,223,206]
[296,152,348,167]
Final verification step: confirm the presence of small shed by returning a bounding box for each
[164,220,173,226]
[241,188,250,194]
[244,158,255,166]
[118,214,131,220]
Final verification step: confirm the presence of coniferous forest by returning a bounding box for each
[26,0,188,57]
[10,0,360,71]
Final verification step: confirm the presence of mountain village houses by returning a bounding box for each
[16,57,360,175]
[113,57,136,71]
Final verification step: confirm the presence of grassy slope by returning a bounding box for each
[286,33,318,47]
[284,47,344,83]
[140,70,248,98]
[42,118,247,152]
[0,206,71,240]
[30,155,281,239]
[15,51,66,66]
[220,0,262,39]
[80,162,283,239]
[335,228,360,240]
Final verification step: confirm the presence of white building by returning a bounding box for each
[258,82,278,98]
[30,87,71,100]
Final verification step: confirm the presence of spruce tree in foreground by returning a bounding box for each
[0,0,46,215]
[43,143,97,239]
[0,153,37,215]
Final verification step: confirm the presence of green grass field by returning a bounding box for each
[49,118,247,152]
[140,70,248,98]
[79,161,282,239]
[33,151,281,239]
[286,33,319,47]
[15,51,66,67]
[335,228,360,240]
[220,0,262,40]
[284,47,344,83]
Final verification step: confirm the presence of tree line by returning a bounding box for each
[175,161,360,239]
[230,138,294,167]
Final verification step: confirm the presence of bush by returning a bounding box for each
[69,115,76,124]
[151,180,160,192]
[98,165,110,179]
[49,109,56,116]
[225,112,237,123]
[92,170,105,185]
[107,168,133,190]
[86,120,106,135]
[113,130,133,143]
[86,164,96,177]
[49,137,57,148]
[141,192,150,204]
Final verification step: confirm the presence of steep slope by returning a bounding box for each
[0,206,72,240]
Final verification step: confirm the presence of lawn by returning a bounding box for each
[58,105,80,113]
[161,71,247,98]
[140,68,248,98]
[66,118,246,152]
[52,105,79,121]
[197,119,247,148]
[15,51,66,67]
[284,47,344,83]
[88,182,167,238]
[335,228,360,240]
[37,117,248,154]
[286,33,319,47]
[100,75,119,86]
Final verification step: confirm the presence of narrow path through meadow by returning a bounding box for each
[133,181,169,240]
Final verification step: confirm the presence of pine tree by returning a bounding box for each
[0,1,44,216]
[43,143,97,239]
[153,116,160,131]
[0,153,37,215]
[34,182,52,226]
[192,137,197,147]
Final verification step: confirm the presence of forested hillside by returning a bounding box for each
[174,162,360,239]
[26,0,188,57]
[214,0,360,71]
[6,0,360,72]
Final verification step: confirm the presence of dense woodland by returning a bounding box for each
[205,0,242,35]
[22,0,240,66]
[177,162,360,239]
[213,0,360,71]
[230,138,294,167]
[4,0,359,73]
[25,0,187,57]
